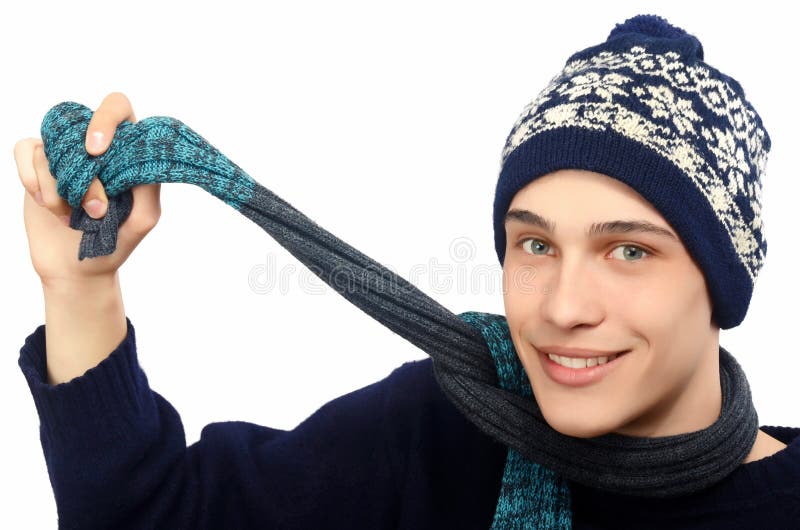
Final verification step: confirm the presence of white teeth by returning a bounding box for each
[570,357,584,368]
[547,353,618,369]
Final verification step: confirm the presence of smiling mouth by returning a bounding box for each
[544,350,631,369]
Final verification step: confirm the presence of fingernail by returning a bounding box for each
[85,199,106,218]
[34,190,44,206]
[88,131,105,152]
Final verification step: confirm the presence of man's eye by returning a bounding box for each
[609,244,650,262]
[520,238,553,255]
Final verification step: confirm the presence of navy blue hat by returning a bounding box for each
[493,13,771,330]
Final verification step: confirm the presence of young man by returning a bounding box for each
[15,13,800,529]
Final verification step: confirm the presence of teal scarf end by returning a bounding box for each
[459,311,572,529]
[41,102,258,210]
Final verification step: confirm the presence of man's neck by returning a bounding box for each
[742,429,788,464]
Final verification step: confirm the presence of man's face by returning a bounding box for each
[502,168,721,438]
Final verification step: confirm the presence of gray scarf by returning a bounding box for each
[41,101,759,499]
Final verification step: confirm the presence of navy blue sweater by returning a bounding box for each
[18,317,800,529]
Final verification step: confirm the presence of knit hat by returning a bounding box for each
[492,13,771,330]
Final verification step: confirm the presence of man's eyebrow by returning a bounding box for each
[503,208,678,241]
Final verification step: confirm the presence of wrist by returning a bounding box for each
[41,272,128,385]
[41,272,121,301]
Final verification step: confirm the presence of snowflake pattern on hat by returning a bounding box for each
[499,44,769,282]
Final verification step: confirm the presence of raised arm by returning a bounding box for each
[15,91,159,385]
[15,93,400,529]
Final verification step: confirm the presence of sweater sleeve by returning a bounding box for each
[17,317,400,530]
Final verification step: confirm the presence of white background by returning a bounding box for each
[1,0,797,526]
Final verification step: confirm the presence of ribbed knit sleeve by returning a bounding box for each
[17,318,399,529]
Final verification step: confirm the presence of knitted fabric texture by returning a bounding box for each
[492,13,771,329]
[459,311,572,529]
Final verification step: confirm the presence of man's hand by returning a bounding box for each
[15,92,162,286]
[15,92,162,384]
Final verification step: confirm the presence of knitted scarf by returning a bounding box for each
[40,102,760,527]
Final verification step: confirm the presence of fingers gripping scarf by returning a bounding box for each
[40,101,759,527]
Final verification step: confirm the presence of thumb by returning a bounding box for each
[81,176,109,219]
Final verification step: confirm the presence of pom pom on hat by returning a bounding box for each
[609,13,693,41]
